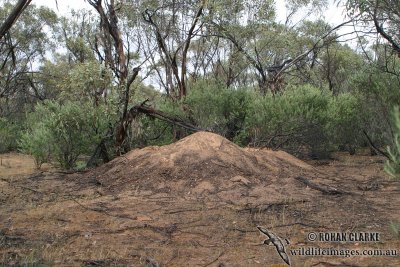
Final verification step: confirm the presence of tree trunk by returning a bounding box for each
[88,0,139,154]
[0,0,31,41]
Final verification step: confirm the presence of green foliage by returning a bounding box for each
[244,85,331,157]
[19,100,111,169]
[58,61,114,103]
[390,221,400,239]
[134,82,363,159]
[185,80,252,138]
[385,107,400,178]
[19,120,52,168]
[0,118,22,153]
[243,85,363,157]
[326,93,362,152]
[350,63,400,147]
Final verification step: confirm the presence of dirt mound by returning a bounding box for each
[3,146,400,267]
[87,132,314,200]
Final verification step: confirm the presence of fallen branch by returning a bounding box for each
[130,103,205,132]
[295,176,348,195]
[165,208,202,214]
[363,130,390,159]
[240,200,309,214]
[202,251,224,267]
[114,99,206,154]
[71,198,137,220]
[226,227,257,233]
[311,261,363,267]
[0,178,42,194]
[274,222,321,229]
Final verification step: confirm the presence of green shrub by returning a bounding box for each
[385,106,400,178]
[350,66,400,148]
[243,85,331,157]
[131,82,365,159]
[19,100,111,169]
[242,85,364,158]
[0,118,22,153]
[390,221,400,239]
[132,80,253,146]
[19,121,52,168]
[326,93,363,153]
[185,80,252,139]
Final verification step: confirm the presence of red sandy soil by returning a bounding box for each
[0,132,399,266]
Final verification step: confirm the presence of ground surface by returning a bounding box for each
[0,132,399,266]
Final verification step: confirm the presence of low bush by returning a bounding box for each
[132,83,365,158]
[19,100,111,169]
[242,85,330,157]
[242,85,364,158]
[325,92,363,154]
[184,80,252,139]
[0,118,22,153]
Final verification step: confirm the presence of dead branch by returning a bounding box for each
[71,198,137,220]
[372,4,400,57]
[202,251,224,267]
[363,130,390,159]
[295,176,348,195]
[240,200,309,214]
[274,222,321,229]
[0,177,42,194]
[129,102,205,132]
[311,262,363,267]
[165,209,202,214]
[226,227,257,233]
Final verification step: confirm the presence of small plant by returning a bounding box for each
[19,122,52,169]
[390,221,400,239]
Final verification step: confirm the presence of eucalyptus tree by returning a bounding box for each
[206,0,334,94]
[344,0,400,56]
[138,0,206,99]
[0,0,31,40]
[58,9,98,64]
[342,0,400,100]
[0,3,58,112]
[340,0,400,89]
[87,0,142,153]
[292,19,365,94]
